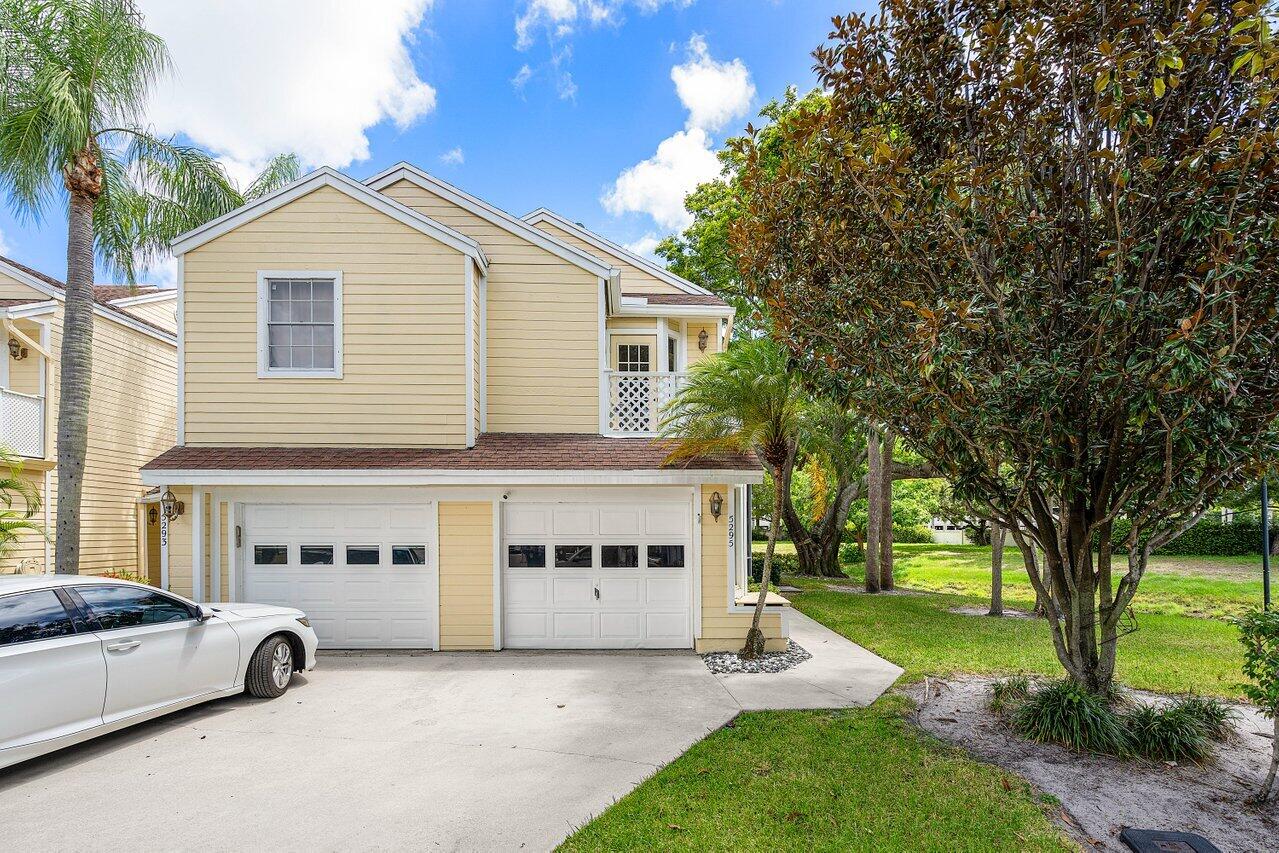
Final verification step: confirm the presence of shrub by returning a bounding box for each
[838,540,864,565]
[893,524,935,544]
[1109,517,1262,556]
[1236,609,1279,802]
[1010,680,1132,756]
[749,554,787,585]
[101,570,150,585]
[1169,695,1235,742]
[1122,704,1212,763]
[989,676,1032,715]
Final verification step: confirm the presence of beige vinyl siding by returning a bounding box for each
[0,271,46,301]
[164,486,195,597]
[696,484,785,653]
[438,501,494,650]
[686,321,721,368]
[115,297,177,334]
[380,179,601,433]
[606,317,660,331]
[532,220,682,295]
[182,184,468,447]
[1,298,177,578]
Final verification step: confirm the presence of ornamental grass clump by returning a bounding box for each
[1121,704,1213,764]
[1010,680,1132,757]
[989,676,1032,716]
[1168,695,1236,744]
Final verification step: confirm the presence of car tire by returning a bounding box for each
[246,634,294,699]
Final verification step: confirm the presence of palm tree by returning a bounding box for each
[661,337,805,659]
[0,445,44,569]
[0,0,299,573]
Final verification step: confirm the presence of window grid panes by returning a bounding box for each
[601,545,639,568]
[507,545,546,568]
[647,545,685,568]
[346,545,380,565]
[254,545,288,565]
[300,545,334,565]
[617,344,650,372]
[392,546,426,565]
[554,545,593,569]
[267,278,335,371]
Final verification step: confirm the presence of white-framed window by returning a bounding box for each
[617,343,650,373]
[257,270,343,378]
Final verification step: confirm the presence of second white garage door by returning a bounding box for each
[501,501,693,649]
[242,504,434,649]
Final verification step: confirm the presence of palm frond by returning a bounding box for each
[243,153,301,201]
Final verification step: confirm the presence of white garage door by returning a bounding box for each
[502,501,693,649]
[242,504,434,649]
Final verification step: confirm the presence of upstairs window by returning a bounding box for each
[258,272,342,378]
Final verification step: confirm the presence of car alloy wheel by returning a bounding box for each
[271,641,293,690]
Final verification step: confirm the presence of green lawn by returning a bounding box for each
[753,542,1252,699]
[560,697,1073,853]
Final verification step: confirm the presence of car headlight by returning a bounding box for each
[295,616,311,628]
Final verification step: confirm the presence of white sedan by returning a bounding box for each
[0,574,318,771]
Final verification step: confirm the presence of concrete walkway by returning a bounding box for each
[0,614,899,852]
[714,610,903,710]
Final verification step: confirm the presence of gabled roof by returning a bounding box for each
[0,255,176,342]
[365,162,617,280]
[169,167,489,272]
[523,207,714,297]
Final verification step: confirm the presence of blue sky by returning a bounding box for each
[0,0,868,285]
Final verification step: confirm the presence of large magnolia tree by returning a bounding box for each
[734,0,1279,693]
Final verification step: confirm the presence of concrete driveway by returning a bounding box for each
[2,651,740,851]
[0,616,900,852]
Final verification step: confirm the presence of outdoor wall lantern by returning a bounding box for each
[147,507,158,525]
[709,490,724,521]
[8,338,27,360]
[160,489,185,521]
[697,328,709,352]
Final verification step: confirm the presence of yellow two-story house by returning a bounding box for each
[142,164,787,652]
[0,255,177,579]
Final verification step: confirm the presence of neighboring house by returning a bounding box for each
[141,163,788,652]
[0,255,177,579]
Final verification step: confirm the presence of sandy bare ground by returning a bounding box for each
[903,676,1278,852]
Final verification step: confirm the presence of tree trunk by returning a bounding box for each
[1259,714,1278,803]
[55,151,101,576]
[878,429,895,590]
[988,521,1004,616]
[865,429,882,592]
[742,471,786,659]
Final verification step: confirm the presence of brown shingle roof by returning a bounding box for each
[0,297,48,309]
[0,255,174,337]
[143,433,758,472]
[623,292,728,307]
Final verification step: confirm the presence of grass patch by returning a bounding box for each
[559,696,1073,853]
[786,583,1246,698]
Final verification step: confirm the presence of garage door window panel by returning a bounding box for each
[392,546,426,565]
[345,546,381,565]
[508,545,546,568]
[300,545,334,565]
[554,545,593,569]
[647,545,685,568]
[601,545,639,568]
[254,545,288,565]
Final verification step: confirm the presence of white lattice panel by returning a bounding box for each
[608,373,686,435]
[1,390,44,458]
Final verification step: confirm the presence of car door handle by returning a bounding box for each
[105,640,141,652]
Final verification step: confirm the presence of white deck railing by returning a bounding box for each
[607,371,687,435]
[0,389,45,458]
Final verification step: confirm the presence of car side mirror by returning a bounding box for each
[194,605,214,623]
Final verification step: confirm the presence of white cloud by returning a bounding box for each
[138,0,437,169]
[602,36,751,231]
[671,34,755,132]
[625,233,662,258]
[0,226,10,258]
[602,128,720,230]
[512,63,534,91]
[439,147,464,165]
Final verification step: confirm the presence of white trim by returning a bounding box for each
[256,271,344,379]
[428,500,441,651]
[614,303,733,320]
[42,469,51,574]
[597,278,609,434]
[464,258,476,448]
[192,490,204,602]
[607,326,663,338]
[3,301,57,320]
[228,502,239,604]
[210,492,221,602]
[491,496,502,650]
[523,208,714,297]
[176,256,185,444]
[691,485,703,641]
[365,163,612,279]
[107,290,177,308]
[171,167,488,271]
[159,484,170,590]
[143,468,764,488]
[478,271,488,433]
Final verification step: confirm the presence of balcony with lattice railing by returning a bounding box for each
[0,389,45,458]
[606,371,687,435]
